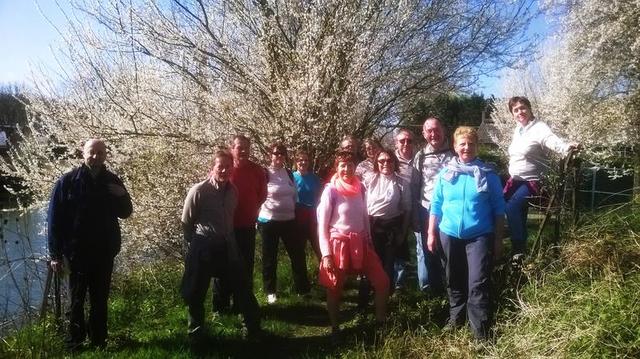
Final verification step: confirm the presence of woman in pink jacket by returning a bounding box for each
[317,151,390,334]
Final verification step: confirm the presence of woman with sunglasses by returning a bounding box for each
[358,148,411,307]
[258,143,310,304]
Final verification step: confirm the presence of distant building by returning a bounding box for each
[477,104,499,147]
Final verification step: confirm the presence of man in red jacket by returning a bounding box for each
[213,135,267,311]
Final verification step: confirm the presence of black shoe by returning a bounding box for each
[330,327,341,345]
[247,327,265,342]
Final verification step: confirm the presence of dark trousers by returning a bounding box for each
[440,232,494,339]
[67,255,114,346]
[181,237,260,334]
[393,230,410,289]
[212,226,256,310]
[294,206,321,259]
[259,219,310,295]
[358,215,402,306]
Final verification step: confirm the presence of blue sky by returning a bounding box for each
[0,0,552,96]
[0,0,67,86]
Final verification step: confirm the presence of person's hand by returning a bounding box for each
[322,255,335,273]
[108,183,127,197]
[50,259,63,273]
[568,143,582,152]
[426,232,438,253]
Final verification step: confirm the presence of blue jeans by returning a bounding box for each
[504,182,532,254]
[415,205,444,292]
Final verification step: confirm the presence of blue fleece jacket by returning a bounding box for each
[430,159,505,239]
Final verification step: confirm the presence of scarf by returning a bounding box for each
[331,173,362,197]
[442,158,495,192]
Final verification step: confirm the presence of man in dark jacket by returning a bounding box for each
[48,139,133,350]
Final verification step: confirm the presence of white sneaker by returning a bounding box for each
[267,293,277,304]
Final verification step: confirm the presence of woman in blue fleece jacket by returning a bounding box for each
[427,126,505,340]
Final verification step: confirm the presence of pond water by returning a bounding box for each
[0,205,48,334]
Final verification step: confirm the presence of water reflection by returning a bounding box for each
[0,204,48,333]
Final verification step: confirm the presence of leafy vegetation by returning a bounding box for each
[2,205,639,358]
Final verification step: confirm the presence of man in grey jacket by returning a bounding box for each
[413,118,455,294]
[180,150,261,340]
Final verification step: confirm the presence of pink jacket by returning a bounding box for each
[316,183,371,258]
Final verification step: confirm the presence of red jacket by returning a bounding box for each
[230,161,268,228]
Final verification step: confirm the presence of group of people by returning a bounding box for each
[47,96,579,349]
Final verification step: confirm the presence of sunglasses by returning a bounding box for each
[377,158,393,164]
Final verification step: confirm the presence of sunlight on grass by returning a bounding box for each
[2,205,639,358]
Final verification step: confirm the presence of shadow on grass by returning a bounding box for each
[261,302,330,327]
[178,321,397,358]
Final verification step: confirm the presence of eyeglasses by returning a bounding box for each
[377,158,392,164]
[398,138,412,144]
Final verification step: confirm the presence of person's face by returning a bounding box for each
[230,138,250,165]
[337,160,355,182]
[377,152,395,175]
[296,154,310,173]
[395,131,413,158]
[211,156,232,183]
[511,101,533,126]
[340,139,356,154]
[364,142,380,160]
[422,120,445,149]
[271,147,287,168]
[83,141,107,170]
[454,135,477,163]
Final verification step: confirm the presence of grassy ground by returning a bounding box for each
[2,204,639,358]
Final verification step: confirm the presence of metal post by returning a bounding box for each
[54,269,62,332]
[591,167,597,211]
[39,263,53,320]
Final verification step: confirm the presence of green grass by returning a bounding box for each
[2,205,639,358]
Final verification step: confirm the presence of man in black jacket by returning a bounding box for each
[48,139,133,350]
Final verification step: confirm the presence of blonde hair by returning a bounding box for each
[453,126,478,144]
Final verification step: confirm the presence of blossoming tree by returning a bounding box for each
[2,0,537,260]
[488,0,639,199]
